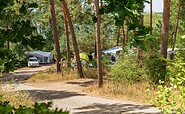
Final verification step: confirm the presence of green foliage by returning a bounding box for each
[109,54,145,84]
[143,51,167,84]
[100,0,147,26]
[0,0,47,73]
[0,48,16,73]
[154,82,176,114]
[144,13,162,28]
[0,101,69,114]
[154,59,185,114]
[101,55,114,67]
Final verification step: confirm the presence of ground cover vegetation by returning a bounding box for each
[1,0,185,113]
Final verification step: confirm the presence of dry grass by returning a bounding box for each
[25,65,79,83]
[84,81,156,104]
[0,85,34,107]
[16,67,30,70]
[25,64,106,83]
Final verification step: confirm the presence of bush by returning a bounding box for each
[143,51,167,84]
[0,101,69,114]
[109,54,145,84]
[153,59,185,114]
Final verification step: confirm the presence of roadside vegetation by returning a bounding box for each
[0,85,34,107]
[0,83,69,113]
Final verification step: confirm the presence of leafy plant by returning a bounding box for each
[143,51,167,84]
[109,54,145,84]
[154,59,185,114]
[0,101,69,114]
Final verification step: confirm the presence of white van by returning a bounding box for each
[28,57,39,67]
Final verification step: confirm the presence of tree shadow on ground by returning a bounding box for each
[19,89,85,101]
[0,70,38,83]
[66,80,96,87]
[73,103,161,114]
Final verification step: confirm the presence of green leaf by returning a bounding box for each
[92,15,98,23]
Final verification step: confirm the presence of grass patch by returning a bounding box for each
[84,81,155,104]
[25,64,108,83]
[25,65,79,83]
[25,71,79,83]
[0,85,34,107]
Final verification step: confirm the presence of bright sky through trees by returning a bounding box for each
[144,0,163,12]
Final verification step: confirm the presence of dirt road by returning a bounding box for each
[1,65,161,114]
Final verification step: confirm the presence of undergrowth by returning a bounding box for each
[0,84,34,108]
[84,81,155,104]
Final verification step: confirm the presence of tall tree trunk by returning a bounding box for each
[95,0,103,87]
[136,7,144,67]
[161,0,170,58]
[62,0,83,77]
[116,26,120,46]
[122,25,125,45]
[150,0,153,34]
[171,0,181,60]
[125,25,129,43]
[49,0,61,72]
[63,11,71,67]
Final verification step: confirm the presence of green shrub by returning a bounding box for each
[109,54,145,84]
[143,51,167,84]
[153,60,185,114]
[0,101,69,114]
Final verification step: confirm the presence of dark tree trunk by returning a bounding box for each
[171,0,181,60]
[116,26,120,46]
[136,7,144,67]
[62,0,83,77]
[49,0,61,72]
[95,0,103,87]
[63,11,71,67]
[161,0,170,58]
[125,25,129,43]
[122,25,125,45]
[94,41,97,58]
[150,0,153,34]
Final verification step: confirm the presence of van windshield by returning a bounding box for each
[29,59,38,61]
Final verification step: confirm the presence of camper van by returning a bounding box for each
[25,51,54,63]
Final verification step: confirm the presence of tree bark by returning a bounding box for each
[62,0,83,77]
[171,0,181,60]
[63,10,71,67]
[161,0,170,58]
[136,6,144,68]
[95,0,103,87]
[49,0,61,72]
[150,0,153,34]
[94,41,97,58]
[122,25,125,45]
[125,25,129,43]
[116,26,120,46]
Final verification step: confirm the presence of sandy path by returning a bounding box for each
[1,65,161,114]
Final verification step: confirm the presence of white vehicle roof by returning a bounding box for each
[29,57,38,60]
[102,46,122,54]
[167,48,185,52]
[25,51,53,57]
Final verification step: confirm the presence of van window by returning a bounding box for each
[29,58,38,61]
